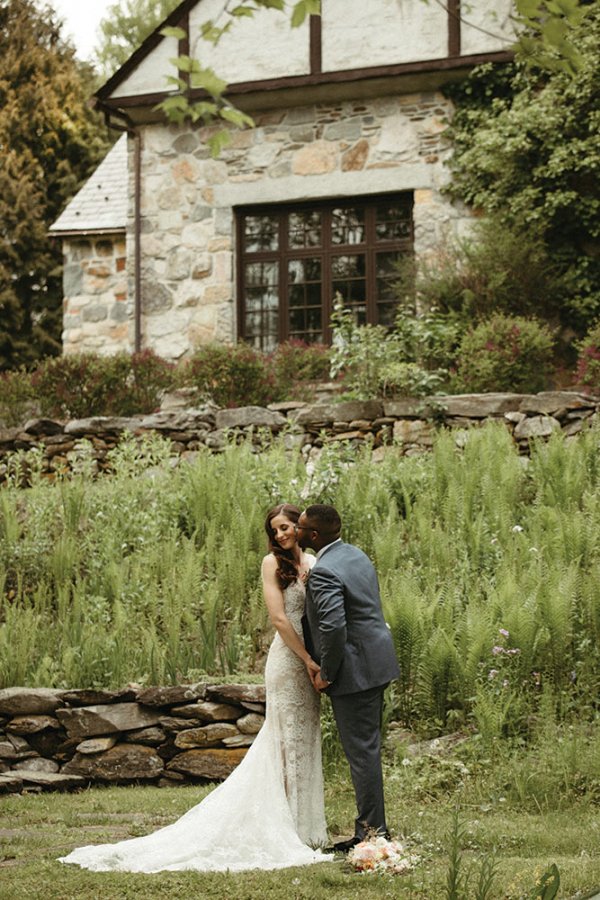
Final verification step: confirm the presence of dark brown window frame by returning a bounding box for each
[235,192,414,350]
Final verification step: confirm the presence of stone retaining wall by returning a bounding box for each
[0,390,597,483]
[0,684,265,795]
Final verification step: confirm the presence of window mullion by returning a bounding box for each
[322,208,332,345]
[365,205,376,325]
[279,213,288,344]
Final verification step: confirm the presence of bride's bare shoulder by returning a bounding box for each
[261,553,278,573]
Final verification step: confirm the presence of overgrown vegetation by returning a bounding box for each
[2,423,600,748]
[444,4,600,337]
[0,342,331,426]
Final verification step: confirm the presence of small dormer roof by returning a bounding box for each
[50,134,128,236]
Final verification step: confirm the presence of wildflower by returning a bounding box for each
[511,525,524,533]
[488,669,499,680]
[499,628,509,638]
[491,645,504,655]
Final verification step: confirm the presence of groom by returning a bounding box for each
[296,503,400,852]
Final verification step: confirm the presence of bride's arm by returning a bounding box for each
[261,555,318,671]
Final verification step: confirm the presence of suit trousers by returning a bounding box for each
[330,684,388,839]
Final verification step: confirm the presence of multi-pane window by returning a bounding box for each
[236,194,413,351]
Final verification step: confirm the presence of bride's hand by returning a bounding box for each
[305,657,320,686]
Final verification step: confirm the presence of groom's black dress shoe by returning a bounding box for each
[328,831,392,853]
[330,836,361,853]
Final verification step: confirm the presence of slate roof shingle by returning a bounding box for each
[50,134,128,236]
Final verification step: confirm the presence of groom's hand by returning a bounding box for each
[314,672,331,692]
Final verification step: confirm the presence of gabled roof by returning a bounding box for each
[96,0,194,103]
[50,134,128,236]
[94,0,515,124]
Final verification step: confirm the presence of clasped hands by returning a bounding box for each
[306,657,330,692]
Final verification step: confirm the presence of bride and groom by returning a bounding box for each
[60,503,400,873]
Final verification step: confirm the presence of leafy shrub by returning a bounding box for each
[0,367,37,426]
[32,354,127,419]
[178,342,276,408]
[118,350,175,416]
[452,314,555,393]
[329,299,396,399]
[574,322,600,394]
[380,362,446,397]
[394,221,566,327]
[31,351,175,419]
[269,340,331,400]
[330,297,454,399]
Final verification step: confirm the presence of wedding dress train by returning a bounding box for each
[59,580,332,872]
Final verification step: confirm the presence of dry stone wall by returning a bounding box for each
[0,391,598,483]
[0,683,265,795]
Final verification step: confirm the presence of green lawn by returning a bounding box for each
[1,760,599,900]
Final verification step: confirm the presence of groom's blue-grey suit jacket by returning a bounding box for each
[303,541,400,696]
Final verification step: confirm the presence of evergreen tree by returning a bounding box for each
[0,0,109,369]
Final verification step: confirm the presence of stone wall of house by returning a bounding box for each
[132,90,462,360]
[0,391,596,484]
[62,234,130,356]
[0,683,265,794]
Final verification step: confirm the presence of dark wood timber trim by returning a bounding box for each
[102,50,513,110]
[448,0,461,57]
[179,10,190,90]
[309,14,322,75]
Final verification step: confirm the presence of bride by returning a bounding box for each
[59,503,332,872]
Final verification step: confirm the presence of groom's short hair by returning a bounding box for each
[304,504,341,535]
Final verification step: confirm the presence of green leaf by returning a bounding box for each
[160,26,187,40]
[219,107,255,128]
[169,54,193,73]
[291,0,320,27]
[156,94,189,112]
[291,1,308,28]
[189,68,228,97]
[256,0,286,9]
[200,19,232,45]
[207,130,232,158]
[541,18,569,45]
[515,0,542,18]
[189,101,219,122]
[231,6,256,17]
[531,862,560,900]
[164,75,189,91]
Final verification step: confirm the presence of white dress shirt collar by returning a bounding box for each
[315,538,342,560]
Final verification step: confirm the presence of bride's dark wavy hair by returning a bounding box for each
[265,503,301,589]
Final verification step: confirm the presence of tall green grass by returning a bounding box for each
[2,424,600,737]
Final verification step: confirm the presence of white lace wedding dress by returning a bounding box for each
[59,580,332,872]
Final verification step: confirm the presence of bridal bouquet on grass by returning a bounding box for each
[347,835,419,875]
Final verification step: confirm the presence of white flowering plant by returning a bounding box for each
[347,835,419,875]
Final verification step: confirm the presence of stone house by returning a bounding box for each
[50,0,514,361]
